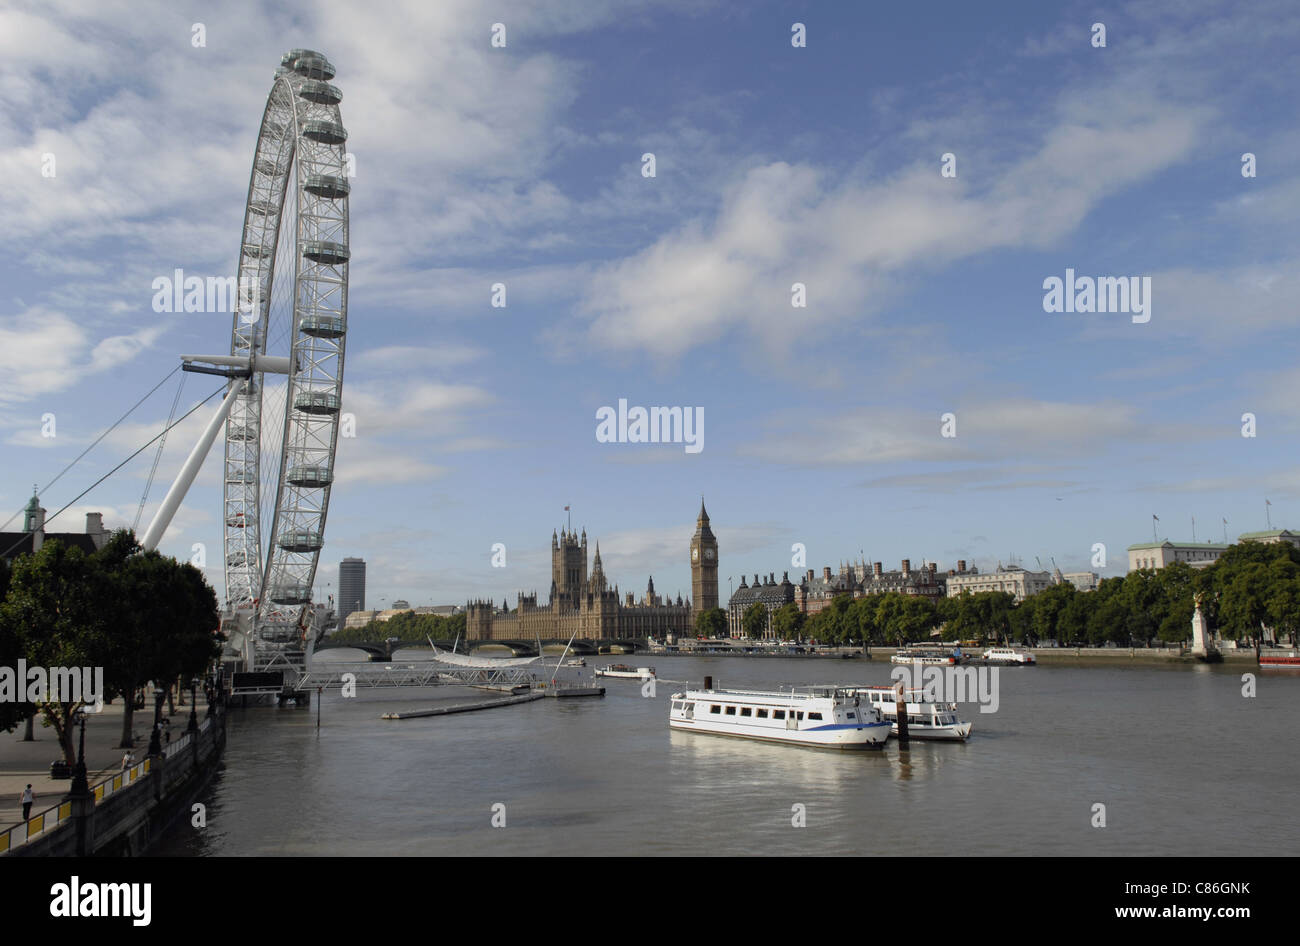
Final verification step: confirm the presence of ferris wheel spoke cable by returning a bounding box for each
[0,364,182,532]
[132,370,187,533]
[0,382,227,562]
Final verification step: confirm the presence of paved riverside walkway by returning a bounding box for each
[0,688,198,833]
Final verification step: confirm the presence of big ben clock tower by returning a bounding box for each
[690,498,719,621]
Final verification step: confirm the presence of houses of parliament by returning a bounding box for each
[465,502,719,641]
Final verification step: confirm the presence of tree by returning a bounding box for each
[92,531,220,747]
[694,607,727,639]
[741,602,768,640]
[812,595,854,645]
[771,602,804,641]
[1030,582,1075,644]
[848,596,883,646]
[0,540,108,764]
[0,555,36,735]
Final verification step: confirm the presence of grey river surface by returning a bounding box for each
[156,653,1299,856]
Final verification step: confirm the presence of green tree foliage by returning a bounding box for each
[330,609,467,645]
[741,602,768,639]
[0,540,110,762]
[770,602,805,641]
[0,532,223,756]
[694,607,727,638]
[0,555,36,734]
[1196,540,1300,645]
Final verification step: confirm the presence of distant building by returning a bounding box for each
[413,605,461,617]
[466,504,706,641]
[338,557,366,625]
[1127,541,1227,572]
[1060,571,1099,591]
[1237,529,1300,548]
[728,572,795,638]
[343,609,377,629]
[946,564,1054,602]
[391,599,410,610]
[793,559,948,617]
[0,492,109,565]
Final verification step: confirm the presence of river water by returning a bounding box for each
[154,652,1299,856]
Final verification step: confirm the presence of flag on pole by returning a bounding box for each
[564,505,570,511]
[1153,515,1159,522]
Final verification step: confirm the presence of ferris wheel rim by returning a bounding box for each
[221,50,349,631]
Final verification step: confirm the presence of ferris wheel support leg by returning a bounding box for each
[141,382,244,551]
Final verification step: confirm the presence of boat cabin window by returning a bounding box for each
[773,710,786,720]
[710,705,721,714]
[808,712,823,721]
[740,707,752,717]
[725,706,737,715]
[756,708,768,718]
[846,712,855,719]
[795,712,804,721]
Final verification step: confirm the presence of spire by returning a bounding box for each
[647,574,655,593]
[592,541,603,571]
[698,496,709,523]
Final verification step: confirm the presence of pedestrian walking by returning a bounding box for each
[20,785,34,821]
[121,751,132,771]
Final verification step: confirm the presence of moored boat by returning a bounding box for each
[669,685,891,749]
[850,686,973,741]
[982,647,1036,665]
[890,649,958,666]
[595,664,655,679]
[1259,652,1300,668]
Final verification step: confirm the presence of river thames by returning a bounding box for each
[155,653,1299,856]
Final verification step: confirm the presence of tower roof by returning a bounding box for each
[698,497,709,522]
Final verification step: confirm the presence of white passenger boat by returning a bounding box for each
[981,647,1036,665]
[595,664,655,679]
[889,649,958,666]
[850,686,973,741]
[669,685,891,750]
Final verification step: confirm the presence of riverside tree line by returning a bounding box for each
[695,540,1300,648]
[0,531,221,763]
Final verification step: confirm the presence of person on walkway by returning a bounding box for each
[121,752,132,771]
[20,785,34,821]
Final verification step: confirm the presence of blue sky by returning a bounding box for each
[2,0,1299,612]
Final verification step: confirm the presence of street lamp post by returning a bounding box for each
[187,678,199,734]
[70,708,89,796]
[147,689,165,756]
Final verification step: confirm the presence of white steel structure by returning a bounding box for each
[143,50,350,688]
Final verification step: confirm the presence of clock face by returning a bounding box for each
[692,548,699,561]
[704,548,714,560]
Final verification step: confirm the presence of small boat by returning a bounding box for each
[1259,652,1300,668]
[564,657,587,668]
[982,647,1036,665]
[595,664,655,679]
[669,685,890,750]
[850,686,973,741]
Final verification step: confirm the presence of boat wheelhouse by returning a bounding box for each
[850,686,973,741]
[668,685,890,750]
